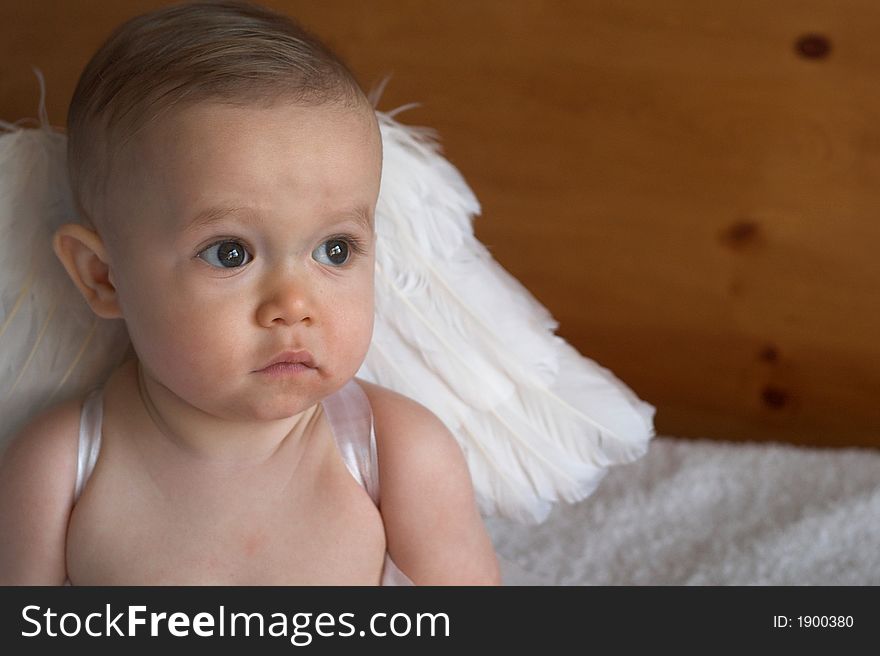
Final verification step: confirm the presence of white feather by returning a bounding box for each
[359,112,656,523]
[0,70,129,453]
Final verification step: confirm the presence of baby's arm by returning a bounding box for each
[360,381,501,585]
[0,400,80,585]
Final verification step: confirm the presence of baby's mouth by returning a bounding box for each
[254,349,316,373]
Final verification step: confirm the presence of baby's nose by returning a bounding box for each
[255,276,313,327]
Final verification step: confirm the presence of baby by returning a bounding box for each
[0,0,500,585]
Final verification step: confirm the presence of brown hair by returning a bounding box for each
[67,0,366,231]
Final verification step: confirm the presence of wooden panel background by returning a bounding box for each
[2,0,879,448]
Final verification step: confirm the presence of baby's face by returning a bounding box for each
[104,99,382,421]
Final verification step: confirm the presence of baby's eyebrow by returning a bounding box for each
[184,205,253,233]
[348,204,374,232]
[182,204,374,233]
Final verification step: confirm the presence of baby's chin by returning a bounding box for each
[175,361,362,422]
[222,378,343,422]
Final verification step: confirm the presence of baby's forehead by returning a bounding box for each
[122,95,378,164]
[146,95,377,136]
[121,98,380,177]
[106,98,381,238]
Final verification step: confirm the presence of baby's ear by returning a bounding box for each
[52,224,122,319]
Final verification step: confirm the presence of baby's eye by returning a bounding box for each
[197,240,252,268]
[312,238,351,267]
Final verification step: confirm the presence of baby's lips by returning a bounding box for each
[255,349,316,372]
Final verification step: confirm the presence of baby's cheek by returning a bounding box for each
[330,293,374,373]
[128,298,219,376]
[169,308,244,359]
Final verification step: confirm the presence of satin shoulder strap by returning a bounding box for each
[320,379,380,505]
[74,387,103,502]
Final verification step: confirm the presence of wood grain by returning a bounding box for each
[2,0,878,447]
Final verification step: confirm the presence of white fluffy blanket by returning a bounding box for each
[487,436,880,585]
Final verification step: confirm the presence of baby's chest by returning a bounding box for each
[66,467,388,585]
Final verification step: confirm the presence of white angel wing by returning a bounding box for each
[359,111,656,523]
[0,71,130,454]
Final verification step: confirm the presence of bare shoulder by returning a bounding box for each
[0,397,82,584]
[357,380,501,585]
[357,380,453,452]
[356,380,466,491]
[0,397,81,495]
